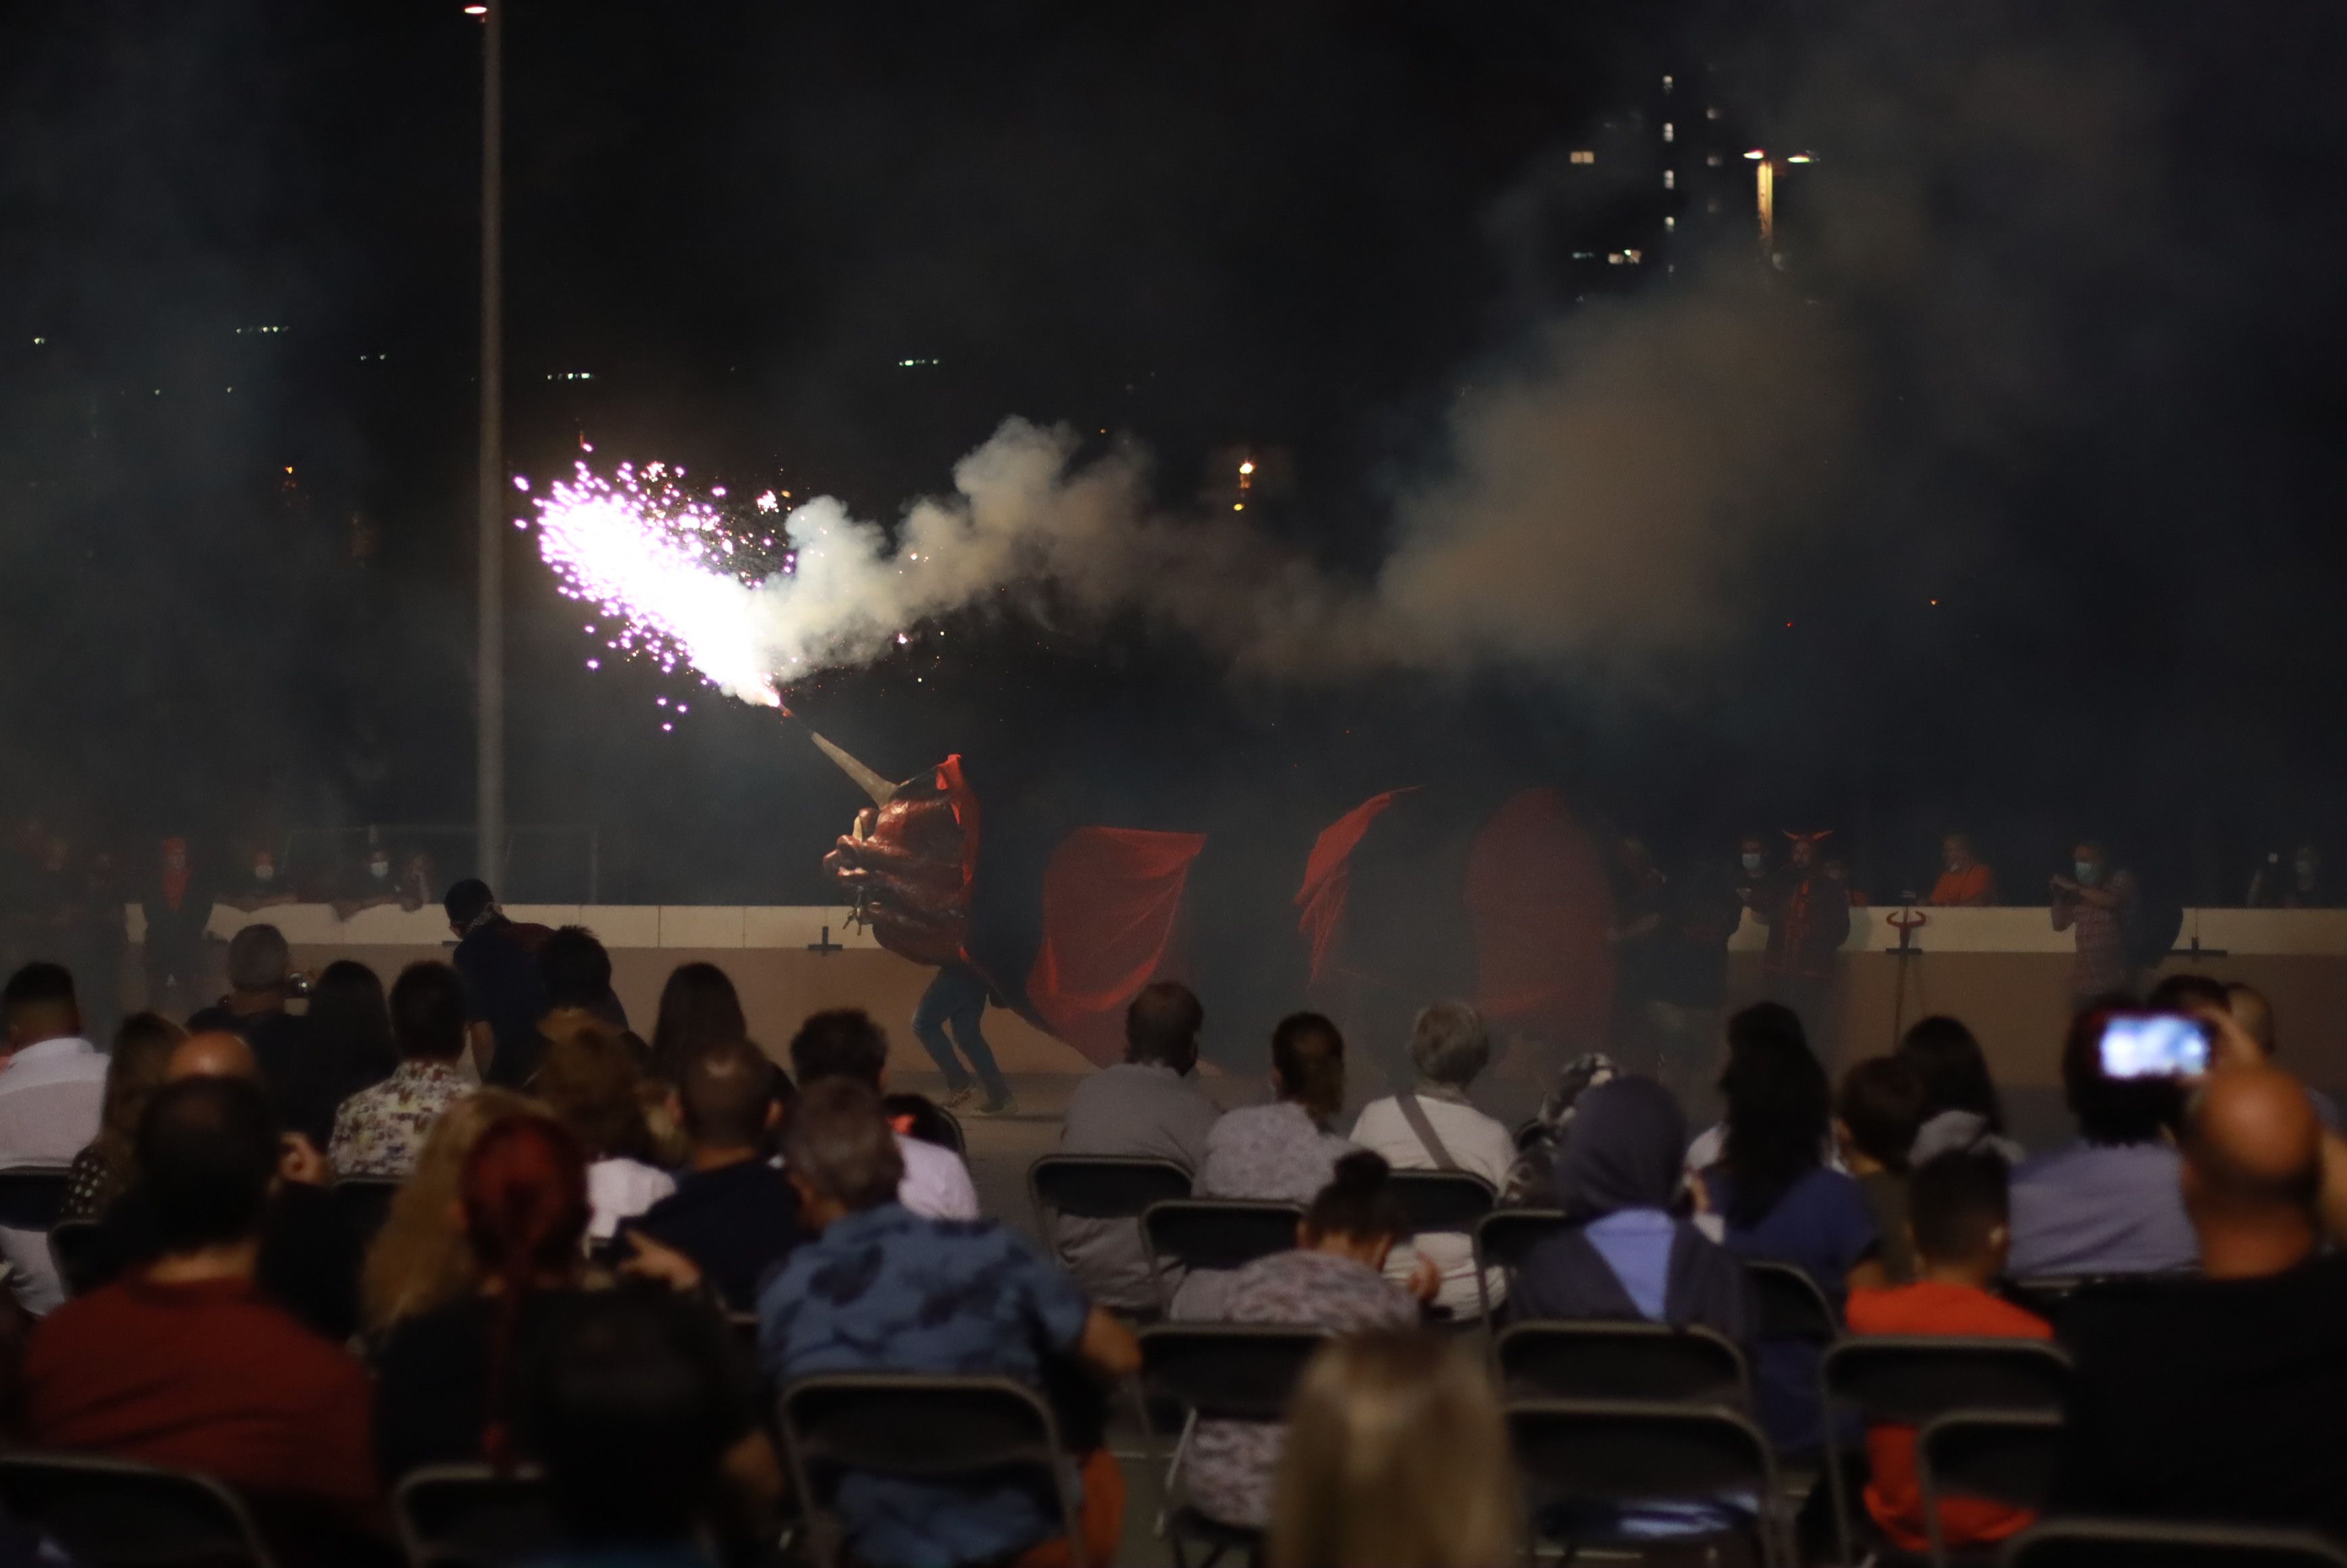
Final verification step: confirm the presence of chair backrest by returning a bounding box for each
[1138,1324,1329,1423]
[1142,1200,1302,1277]
[1916,1409,2064,1516]
[1745,1258,1839,1342]
[1385,1171,1495,1235]
[1513,1117,1546,1155]
[1497,1322,1748,1408]
[1472,1208,1568,1275]
[330,1177,401,1244]
[0,1165,75,1231]
[48,1218,105,1299]
[2000,1517,2347,1568]
[393,1463,558,1568]
[1027,1156,1192,1225]
[0,1451,277,1568]
[1822,1337,2071,1427]
[779,1375,1082,1568]
[1507,1398,1779,1511]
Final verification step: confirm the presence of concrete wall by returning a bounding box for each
[128,902,2347,1092]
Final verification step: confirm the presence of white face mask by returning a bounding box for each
[1740,852,1764,874]
[368,860,389,881]
[253,862,274,883]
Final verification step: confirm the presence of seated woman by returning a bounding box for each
[536,1025,676,1243]
[1349,1002,1516,1317]
[1695,1014,1884,1453]
[1180,1152,1432,1532]
[371,1114,772,1502]
[1514,1075,1757,1543]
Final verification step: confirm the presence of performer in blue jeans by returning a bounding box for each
[913,962,1015,1115]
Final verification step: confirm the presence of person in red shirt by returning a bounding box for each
[1844,1148,2051,1554]
[24,1075,379,1555]
[1927,833,1998,907]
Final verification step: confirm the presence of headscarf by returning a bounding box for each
[1556,1076,1687,1222]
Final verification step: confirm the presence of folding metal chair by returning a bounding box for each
[1496,1320,1748,1408]
[779,1373,1088,1568]
[0,1450,278,1568]
[1508,1398,1788,1568]
[2000,1517,2347,1568]
[1818,1336,2073,1568]
[1745,1258,1840,1344]
[393,1463,558,1568]
[1027,1155,1193,1267]
[1470,1207,1568,1323]
[1140,1200,1302,1311]
[1138,1324,1329,1568]
[1384,1171,1495,1235]
[1916,1410,2065,1568]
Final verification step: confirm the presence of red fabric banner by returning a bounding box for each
[1294,789,1416,985]
[1463,787,1616,1052]
[1025,827,1208,1067]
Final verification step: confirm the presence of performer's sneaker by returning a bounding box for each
[940,1086,977,1110]
[970,1096,1019,1118]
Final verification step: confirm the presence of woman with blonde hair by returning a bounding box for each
[535,1025,675,1241]
[1269,1330,1520,1568]
[361,1087,548,1335]
[61,1012,186,1222]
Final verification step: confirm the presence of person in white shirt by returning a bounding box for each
[789,1008,979,1220]
[0,963,112,1311]
[1350,1000,1517,1317]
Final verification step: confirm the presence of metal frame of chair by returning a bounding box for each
[1383,1170,1495,1235]
[1507,1397,1789,1568]
[1140,1200,1303,1313]
[1137,1323,1330,1568]
[1495,1320,1749,1409]
[1818,1336,2073,1568]
[1745,1258,1841,1344]
[1470,1207,1568,1325]
[391,1462,556,1568]
[0,1450,279,1568]
[2000,1516,2347,1568]
[1916,1410,2066,1568]
[777,1373,1088,1568]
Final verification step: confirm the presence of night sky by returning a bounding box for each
[2,0,2344,906]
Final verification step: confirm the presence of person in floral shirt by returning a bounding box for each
[329,962,473,1178]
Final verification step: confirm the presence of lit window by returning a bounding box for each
[1569,150,1595,164]
[1662,122,1674,142]
[1663,170,1675,189]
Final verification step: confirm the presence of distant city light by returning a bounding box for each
[30,337,43,346]
[897,358,940,368]
[1238,460,1255,475]
[463,3,487,13]
[1233,503,1245,512]
[1744,149,1767,161]
[547,372,594,381]
[1787,153,1816,164]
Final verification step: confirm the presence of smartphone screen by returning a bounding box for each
[2098,1012,2211,1079]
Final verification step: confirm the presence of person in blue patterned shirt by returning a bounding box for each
[758,1078,1140,1567]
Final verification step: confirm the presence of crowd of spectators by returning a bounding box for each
[0,864,2333,1565]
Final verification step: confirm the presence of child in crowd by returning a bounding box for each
[1834,1057,1927,1283]
[1845,1150,2052,1555]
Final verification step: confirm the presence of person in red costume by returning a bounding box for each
[1751,830,1850,1046]
[821,760,1015,1116]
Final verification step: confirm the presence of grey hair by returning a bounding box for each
[1409,1001,1491,1089]
[225,924,291,994]
[783,1078,905,1211]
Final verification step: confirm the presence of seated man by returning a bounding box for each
[328,960,471,1179]
[1847,1151,2052,1554]
[2054,1064,2347,1540]
[631,1037,806,1311]
[788,1008,979,1219]
[2006,1010,2197,1277]
[25,1075,377,1536]
[0,963,109,1311]
[1053,981,1221,1310]
[758,1080,1139,1568]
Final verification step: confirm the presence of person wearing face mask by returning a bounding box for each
[1927,833,1998,907]
[331,842,406,923]
[2247,842,2335,910]
[2050,841,2136,1008]
[1732,835,1770,907]
[218,848,299,914]
[1751,830,1852,1041]
[139,837,216,1014]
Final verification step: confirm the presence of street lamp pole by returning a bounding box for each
[475,0,506,887]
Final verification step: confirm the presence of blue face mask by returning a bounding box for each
[2073,860,2100,885]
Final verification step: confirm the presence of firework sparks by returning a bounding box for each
[527,461,783,707]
